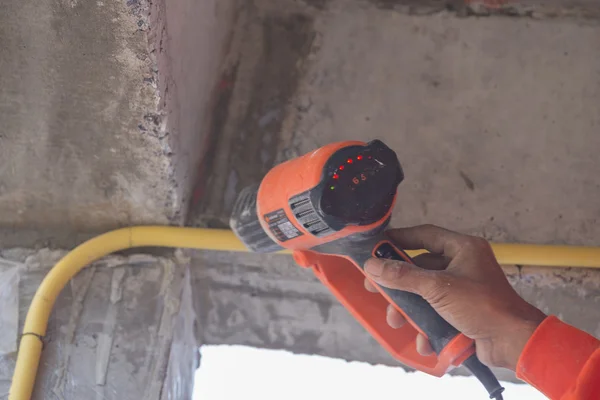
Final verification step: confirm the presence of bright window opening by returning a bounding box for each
[194,345,546,399]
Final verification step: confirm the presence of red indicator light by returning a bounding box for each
[368,156,372,159]
[333,173,339,180]
[347,158,353,164]
[339,165,344,170]
[357,155,363,160]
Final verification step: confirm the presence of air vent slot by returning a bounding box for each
[289,192,332,238]
[303,219,321,228]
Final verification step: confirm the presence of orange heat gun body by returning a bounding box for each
[230,140,504,399]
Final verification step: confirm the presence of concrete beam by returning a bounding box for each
[0,0,236,248]
[192,251,600,383]
[0,249,198,400]
[195,0,600,248]
[0,0,176,236]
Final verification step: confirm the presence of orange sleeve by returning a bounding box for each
[516,316,600,400]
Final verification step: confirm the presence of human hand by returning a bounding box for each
[364,225,546,370]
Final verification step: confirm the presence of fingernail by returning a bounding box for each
[365,258,384,277]
[386,303,395,316]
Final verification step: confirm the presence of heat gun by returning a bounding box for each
[230,140,504,399]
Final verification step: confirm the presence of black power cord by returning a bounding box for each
[462,355,505,400]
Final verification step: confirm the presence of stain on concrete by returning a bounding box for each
[189,3,317,226]
[233,11,315,181]
[368,0,451,14]
[466,0,600,19]
[300,0,330,10]
[459,170,476,191]
[361,0,600,18]
[189,63,239,219]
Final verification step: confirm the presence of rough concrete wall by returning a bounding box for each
[188,0,318,227]
[192,251,600,383]
[0,0,178,247]
[0,0,237,249]
[190,0,600,382]
[0,249,198,400]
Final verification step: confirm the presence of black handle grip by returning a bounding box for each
[311,235,460,354]
[311,234,504,399]
[372,242,459,354]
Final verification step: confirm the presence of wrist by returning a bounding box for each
[493,308,546,370]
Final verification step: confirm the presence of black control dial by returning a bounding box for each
[317,140,404,228]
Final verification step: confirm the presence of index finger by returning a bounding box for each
[386,225,467,258]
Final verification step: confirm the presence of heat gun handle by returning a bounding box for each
[368,241,461,355]
[312,235,469,358]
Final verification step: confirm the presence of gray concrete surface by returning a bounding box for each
[0,0,175,243]
[0,249,198,400]
[0,0,236,248]
[192,251,600,382]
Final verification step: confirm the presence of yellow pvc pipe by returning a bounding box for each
[9,226,600,400]
[10,227,244,400]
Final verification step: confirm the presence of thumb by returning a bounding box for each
[365,258,445,299]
